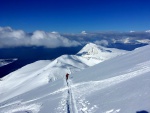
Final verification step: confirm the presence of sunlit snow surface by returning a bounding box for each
[0,59,17,67]
[1,44,150,113]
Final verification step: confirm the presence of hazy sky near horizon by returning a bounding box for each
[0,0,150,33]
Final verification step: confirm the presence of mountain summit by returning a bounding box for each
[78,43,126,62]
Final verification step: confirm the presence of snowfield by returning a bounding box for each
[0,43,150,113]
[0,59,17,67]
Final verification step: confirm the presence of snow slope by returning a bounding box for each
[0,43,126,103]
[71,45,150,113]
[0,58,17,67]
[0,42,150,113]
[77,43,126,62]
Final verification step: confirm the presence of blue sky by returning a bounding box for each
[0,0,150,33]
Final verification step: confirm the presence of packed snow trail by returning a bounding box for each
[66,80,78,113]
[55,60,150,113]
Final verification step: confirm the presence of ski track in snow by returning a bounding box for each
[56,79,97,113]
[0,101,22,109]
[72,63,150,97]
[1,61,150,113]
[72,83,98,113]
[56,61,150,113]
[56,79,68,113]
[55,78,79,113]
[67,80,78,113]
[105,109,120,113]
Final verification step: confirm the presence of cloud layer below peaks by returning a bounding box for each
[0,27,80,48]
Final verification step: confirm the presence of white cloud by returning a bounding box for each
[94,40,109,46]
[0,26,12,32]
[0,27,80,48]
[145,30,150,33]
[81,31,87,35]
[130,30,135,33]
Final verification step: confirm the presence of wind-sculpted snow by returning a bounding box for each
[1,44,150,113]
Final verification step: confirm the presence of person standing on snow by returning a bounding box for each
[66,73,69,81]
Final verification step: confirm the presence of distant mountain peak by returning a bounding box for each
[78,43,102,55]
[77,43,127,61]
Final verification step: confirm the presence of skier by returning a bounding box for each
[66,73,69,81]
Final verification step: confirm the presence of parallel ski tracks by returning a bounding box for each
[66,80,78,113]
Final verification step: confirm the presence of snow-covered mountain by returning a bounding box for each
[0,58,17,67]
[136,39,150,44]
[71,45,150,113]
[77,43,126,62]
[1,44,150,113]
[0,43,126,103]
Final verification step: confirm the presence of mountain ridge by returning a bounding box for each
[1,44,150,113]
[0,43,127,103]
